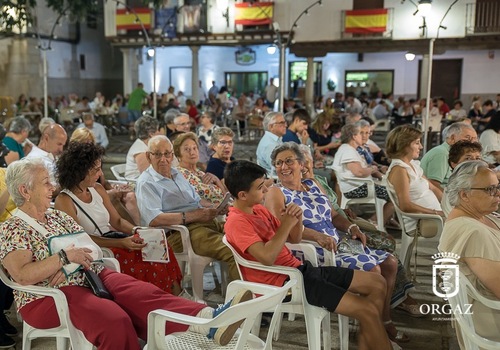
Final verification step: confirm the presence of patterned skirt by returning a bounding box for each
[110,244,183,294]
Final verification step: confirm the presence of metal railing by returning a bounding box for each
[340,8,394,39]
[466,2,500,35]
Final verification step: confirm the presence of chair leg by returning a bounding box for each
[376,199,386,232]
[56,337,69,350]
[399,233,416,274]
[190,260,211,302]
[338,314,349,350]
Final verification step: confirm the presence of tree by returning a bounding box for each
[1,0,163,33]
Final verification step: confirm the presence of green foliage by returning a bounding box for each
[1,0,164,33]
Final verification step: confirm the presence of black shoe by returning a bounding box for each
[0,333,15,349]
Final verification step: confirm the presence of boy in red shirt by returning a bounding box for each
[224,160,392,349]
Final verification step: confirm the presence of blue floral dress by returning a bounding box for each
[278,179,389,271]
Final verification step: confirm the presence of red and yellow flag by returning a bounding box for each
[235,2,273,26]
[116,8,152,31]
[345,9,388,34]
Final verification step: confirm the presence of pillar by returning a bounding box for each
[305,56,315,111]
[190,46,200,102]
[121,48,139,95]
[419,54,430,100]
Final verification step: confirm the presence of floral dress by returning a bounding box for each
[177,167,225,205]
[278,179,390,271]
[0,210,104,311]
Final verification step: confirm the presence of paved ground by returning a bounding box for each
[6,132,460,349]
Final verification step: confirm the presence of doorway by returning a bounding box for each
[225,72,268,96]
[418,59,462,107]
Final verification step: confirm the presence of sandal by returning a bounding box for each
[384,321,410,343]
[396,301,425,318]
[385,218,402,231]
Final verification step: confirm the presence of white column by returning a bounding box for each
[121,48,139,95]
[190,46,200,102]
[278,43,286,112]
[305,56,315,111]
[419,54,430,100]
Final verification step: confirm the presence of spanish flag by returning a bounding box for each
[235,2,273,26]
[345,9,388,34]
[116,8,152,31]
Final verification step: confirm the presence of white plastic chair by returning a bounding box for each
[386,189,443,278]
[448,271,500,350]
[223,236,349,350]
[110,163,136,183]
[374,118,391,132]
[165,224,228,303]
[331,169,386,233]
[144,279,295,350]
[0,258,120,350]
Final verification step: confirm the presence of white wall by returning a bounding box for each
[138,46,500,100]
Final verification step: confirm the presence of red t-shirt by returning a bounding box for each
[225,204,301,287]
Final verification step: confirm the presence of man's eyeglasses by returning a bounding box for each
[273,158,299,168]
[272,121,287,126]
[149,151,174,159]
[218,140,234,146]
[470,184,500,196]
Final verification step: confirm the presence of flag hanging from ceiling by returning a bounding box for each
[235,2,273,26]
[344,9,388,34]
[116,8,152,31]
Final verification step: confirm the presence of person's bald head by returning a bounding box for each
[40,124,67,157]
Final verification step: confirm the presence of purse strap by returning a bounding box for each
[13,209,52,238]
[64,191,104,236]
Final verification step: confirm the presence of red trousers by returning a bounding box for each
[20,268,206,350]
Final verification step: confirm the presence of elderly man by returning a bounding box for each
[256,112,287,176]
[26,123,67,183]
[136,135,238,281]
[421,122,478,194]
[173,113,191,133]
[77,112,109,148]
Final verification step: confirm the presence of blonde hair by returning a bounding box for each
[70,128,96,144]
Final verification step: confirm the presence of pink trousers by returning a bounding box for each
[20,268,206,350]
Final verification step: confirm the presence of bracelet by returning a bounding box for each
[58,249,70,266]
[347,224,359,234]
[182,212,186,225]
[131,226,140,235]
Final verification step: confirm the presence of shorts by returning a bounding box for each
[344,183,390,202]
[298,260,354,312]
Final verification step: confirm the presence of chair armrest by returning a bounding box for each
[163,225,191,255]
[102,257,120,272]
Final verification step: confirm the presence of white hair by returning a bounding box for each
[6,158,48,207]
[446,160,489,206]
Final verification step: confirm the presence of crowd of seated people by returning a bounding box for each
[3,87,500,349]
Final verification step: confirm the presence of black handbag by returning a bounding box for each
[83,269,113,300]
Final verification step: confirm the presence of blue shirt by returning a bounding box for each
[136,166,201,226]
[77,123,109,149]
[206,156,234,180]
[256,131,282,175]
[282,129,300,144]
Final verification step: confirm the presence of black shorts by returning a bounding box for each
[297,261,354,312]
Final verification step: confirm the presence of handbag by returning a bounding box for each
[337,236,365,255]
[83,269,113,300]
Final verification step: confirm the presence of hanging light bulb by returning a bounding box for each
[417,0,432,17]
[405,52,416,61]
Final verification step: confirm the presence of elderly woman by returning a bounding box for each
[4,116,32,164]
[206,127,235,180]
[357,120,387,179]
[333,124,397,229]
[174,132,227,205]
[385,125,444,233]
[266,142,408,344]
[125,116,162,180]
[479,112,500,165]
[438,160,500,346]
[0,158,252,348]
[54,142,183,295]
[197,111,218,166]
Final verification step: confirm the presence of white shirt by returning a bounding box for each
[125,138,149,180]
[26,145,56,184]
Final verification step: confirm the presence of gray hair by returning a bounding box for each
[284,112,294,124]
[443,122,475,141]
[135,116,159,140]
[38,117,55,134]
[201,111,216,124]
[174,113,190,125]
[210,127,234,146]
[147,134,172,151]
[355,119,371,129]
[81,112,94,121]
[6,158,48,207]
[340,124,360,144]
[270,142,306,164]
[298,144,313,160]
[446,160,490,207]
[263,112,282,131]
[164,109,181,124]
[9,116,32,133]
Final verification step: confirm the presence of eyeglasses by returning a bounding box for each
[218,140,234,146]
[272,121,287,126]
[273,158,299,168]
[470,184,500,196]
[149,151,174,159]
